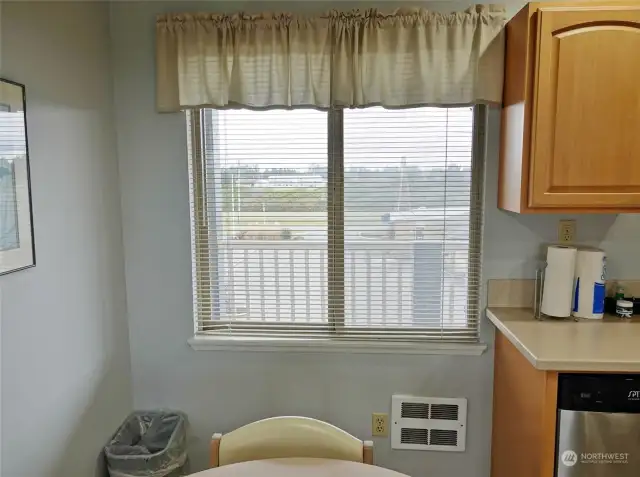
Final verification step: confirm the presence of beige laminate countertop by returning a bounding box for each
[487,307,640,372]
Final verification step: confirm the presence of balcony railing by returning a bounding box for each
[212,239,470,327]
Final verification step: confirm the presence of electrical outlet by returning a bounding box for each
[372,413,388,436]
[558,220,576,243]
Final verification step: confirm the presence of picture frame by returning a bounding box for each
[0,78,35,275]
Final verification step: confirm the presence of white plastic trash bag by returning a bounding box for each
[105,411,189,477]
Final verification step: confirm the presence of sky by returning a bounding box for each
[206,106,474,170]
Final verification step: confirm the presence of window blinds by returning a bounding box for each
[188,106,484,342]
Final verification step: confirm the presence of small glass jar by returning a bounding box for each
[616,299,633,319]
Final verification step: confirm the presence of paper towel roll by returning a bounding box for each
[572,248,607,319]
[541,245,577,318]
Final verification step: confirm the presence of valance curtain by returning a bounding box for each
[156,5,506,112]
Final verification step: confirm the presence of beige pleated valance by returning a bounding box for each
[156,5,506,112]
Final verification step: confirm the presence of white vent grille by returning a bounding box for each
[400,428,429,445]
[392,395,467,452]
[401,402,430,419]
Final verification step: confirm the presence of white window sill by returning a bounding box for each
[188,336,487,355]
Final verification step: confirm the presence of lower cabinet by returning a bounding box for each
[491,332,558,477]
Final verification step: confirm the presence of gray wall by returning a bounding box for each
[107,1,636,476]
[0,3,132,477]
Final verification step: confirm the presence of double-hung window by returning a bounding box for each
[187,106,485,343]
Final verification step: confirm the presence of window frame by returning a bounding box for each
[187,106,487,349]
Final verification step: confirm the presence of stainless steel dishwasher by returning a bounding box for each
[556,374,640,477]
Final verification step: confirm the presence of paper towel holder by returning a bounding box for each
[534,262,547,321]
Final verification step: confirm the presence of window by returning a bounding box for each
[187,106,484,343]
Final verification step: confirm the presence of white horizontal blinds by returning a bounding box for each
[341,107,478,340]
[0,107,26,252]
[188,107,482,341]
[194,109,329,331]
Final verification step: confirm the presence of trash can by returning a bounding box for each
[105,410,189,477]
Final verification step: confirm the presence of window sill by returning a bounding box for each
[188,336,487,355]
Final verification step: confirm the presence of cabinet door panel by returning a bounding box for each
[530,8,640,208]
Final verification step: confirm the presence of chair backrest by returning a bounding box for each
[210,416,373,467]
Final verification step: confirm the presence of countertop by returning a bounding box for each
[487,307,640,372]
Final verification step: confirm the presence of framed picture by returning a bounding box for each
[0,78,34,275]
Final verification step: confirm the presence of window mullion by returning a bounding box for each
[328,109,345,331]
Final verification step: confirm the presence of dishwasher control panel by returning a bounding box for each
[559,373,640,413]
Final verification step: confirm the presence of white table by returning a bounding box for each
[188,458,410,477]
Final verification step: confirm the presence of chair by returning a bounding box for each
[210,416,374,468]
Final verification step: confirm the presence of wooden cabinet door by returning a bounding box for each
[530,7,640,208]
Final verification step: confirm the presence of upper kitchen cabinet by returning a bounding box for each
[499,2,640,213]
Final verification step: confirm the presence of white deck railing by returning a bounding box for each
[215,240,469,327]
